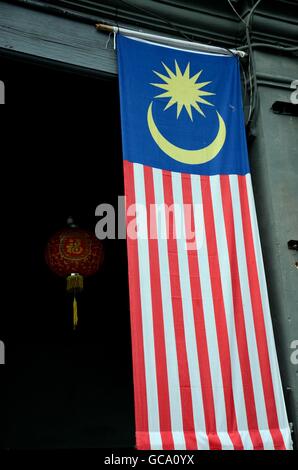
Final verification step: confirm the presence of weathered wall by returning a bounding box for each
[249,50,298,445]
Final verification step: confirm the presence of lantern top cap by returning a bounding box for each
[67,216,77,228]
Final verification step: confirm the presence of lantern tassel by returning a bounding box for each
[73,295,78,330]
[66,274,82,331]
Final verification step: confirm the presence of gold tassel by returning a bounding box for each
[66,274,82,330]
[73,295,78,330]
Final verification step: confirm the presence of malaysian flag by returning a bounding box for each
[117,34,292,450]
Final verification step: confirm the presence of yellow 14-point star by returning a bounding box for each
[151,61,215,121]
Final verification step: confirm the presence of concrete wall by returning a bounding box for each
[249,50,298,445]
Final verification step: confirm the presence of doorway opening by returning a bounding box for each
[0,55,135,448]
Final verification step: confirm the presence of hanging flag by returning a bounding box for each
[117,34,292,450]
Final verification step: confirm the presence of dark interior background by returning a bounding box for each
[0,55,135,448]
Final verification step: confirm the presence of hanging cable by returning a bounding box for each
[227,0,264,127]
[238,44,298,52]
[115,0,248,57]
[246,0,264,28]
[227,0,247,26]
[246,0,263,126]
[117,0,193,41]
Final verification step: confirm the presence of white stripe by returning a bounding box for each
[229,175,273,449]
[246,174,292,448]
[191,174,233,449]
[209,175,253,449]
[133,163,162,450]
[171,432,187,449]
[280,427,293,450]
[171,171,208,450]
[149,432,164,449]
[217,432,235,450]
[153,167,186,450]
[259,430,274,450]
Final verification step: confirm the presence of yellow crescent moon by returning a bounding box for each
[147,101,226,165]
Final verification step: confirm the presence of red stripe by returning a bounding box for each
[123,160,150,450]
[181,174,222,450]
[162,169,198,450]
[220,175,264,450]
[238,176,286,450]
[200,176,244,450]
[143,165,175,450]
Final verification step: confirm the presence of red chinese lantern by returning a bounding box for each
[45,221,104,329]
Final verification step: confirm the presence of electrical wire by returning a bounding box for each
[116,0,242,57]
[246,0,263,125]
[238,44,298,52]
[116,0,262,125]
[117,0,193,41]
[246,0,263,28]
[227,0,264,127]
[227,0,247,26]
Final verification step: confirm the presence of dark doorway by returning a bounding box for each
[0,55,135,448]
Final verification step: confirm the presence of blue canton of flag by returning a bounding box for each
[117,34,249,176]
